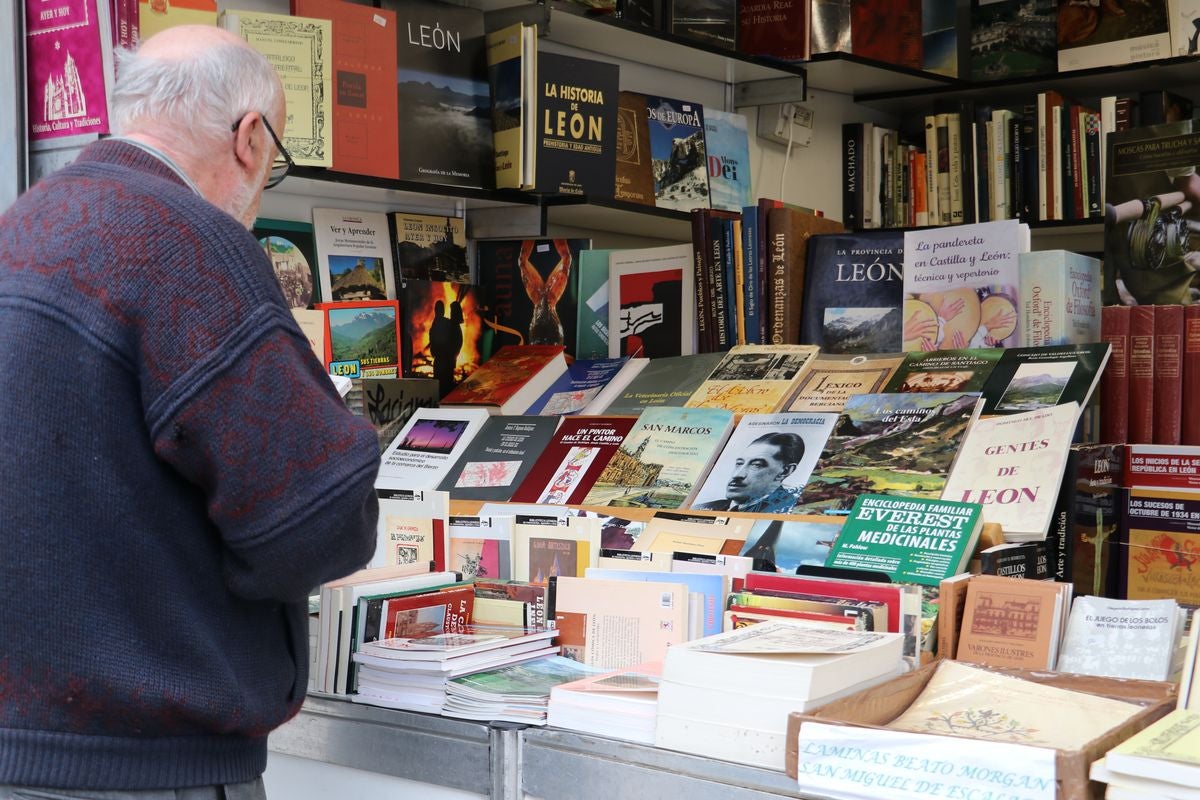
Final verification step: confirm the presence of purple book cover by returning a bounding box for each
[26,0,111,142]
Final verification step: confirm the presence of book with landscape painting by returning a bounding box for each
[793,392,982,514]
[581,406,736,510]
[315,299,401,380]
[312,208,398,303]
[883,348,1003,394]
[977,343,1109,417]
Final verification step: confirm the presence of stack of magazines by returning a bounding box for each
[351,627,559,713]
[442,655,604,724]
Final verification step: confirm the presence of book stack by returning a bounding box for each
[1092,709,1200,799]
[655,621,906,771]
[546,662,662,744]
[441,654,602,724]
[352,627,559,713]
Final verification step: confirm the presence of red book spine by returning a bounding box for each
[1184,305,1200,445]
[1100,305,1131,444]
[1153,305,1184,444]
[1128,305,1156,444]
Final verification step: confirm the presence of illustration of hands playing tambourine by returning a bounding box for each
[902,287,1017,351]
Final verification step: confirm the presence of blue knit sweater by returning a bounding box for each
[0,140,380,789]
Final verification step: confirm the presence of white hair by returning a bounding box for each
[111,39,283,152]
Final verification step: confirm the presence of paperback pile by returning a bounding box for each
[1093,709,1200,800]
[352,627,558,713]
[547,662,662,744]
[655,621,906,770]
[442,655,603,724]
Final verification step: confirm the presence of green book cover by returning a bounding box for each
[882,348,1003,394]
[602,352,724,415]
[448,654,599,697]
[825,494,983,586]
[576,249,613,360]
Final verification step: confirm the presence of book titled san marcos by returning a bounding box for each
[645,95,710,213]
[977,343,1110,417]
[315,299,401,380]
[440,345,569,415]
[383,0,493,189]
[476,238,589,357]
[511,416,638,506]
[684,344,820,416]
[793,392,983,514]
[532,51,619,198]
[435,415,562,502]
[581,406,735,510]
[799,231,904,354]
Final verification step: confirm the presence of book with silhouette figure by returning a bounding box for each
[477,238,590,359]
[401,280,489,399]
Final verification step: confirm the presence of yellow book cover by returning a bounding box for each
[685,344,820,415]
[1107,709,1200,786]
[219,9,332,167]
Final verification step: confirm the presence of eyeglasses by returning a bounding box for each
[231,112,293,189]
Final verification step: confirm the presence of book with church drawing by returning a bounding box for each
[391,212,469,283]
[580,406,736,510]
[312,208,399,302]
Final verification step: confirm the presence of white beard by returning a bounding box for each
[224,150,272,229]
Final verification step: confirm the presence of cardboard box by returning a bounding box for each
[785,662,1176,800]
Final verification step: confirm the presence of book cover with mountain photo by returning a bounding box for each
[645,95,710,213]
[316,299,402,379]
[383,0,494,189]
[793,392,982,514]
[799,231,904,354]
[979,344,1110,417]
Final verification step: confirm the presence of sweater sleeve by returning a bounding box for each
[147,303,380,602]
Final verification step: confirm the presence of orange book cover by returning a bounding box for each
[291,0,400,180]
[441,345,564,406]
[955,575,1067,670]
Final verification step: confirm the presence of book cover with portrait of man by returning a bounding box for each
[689,412,838,515]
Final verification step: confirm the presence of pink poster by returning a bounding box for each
[26,0,111,142]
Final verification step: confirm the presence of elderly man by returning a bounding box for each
[694,432,804,514]
[0,26,379,799]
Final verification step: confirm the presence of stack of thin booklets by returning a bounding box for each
[442,655,604,725]
[351,626,559,713]
[547,661,662,744]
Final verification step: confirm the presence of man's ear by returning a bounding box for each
[779,463,797,478]
[231,112,261,172]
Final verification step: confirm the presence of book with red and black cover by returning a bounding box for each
[1154,304,1184,445]
[511,416,638,505]
[400,280,488,398]
[1129,305,1156,444]
[441,345,568,415]
[476,238,589,358]
[737,0,808,61]
[850,0,921,69]
[1100,305,1131,444]
[764,206,845,346]
[436,415,562,502]
[1185,305,1200,445]
[292,0,399,180]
